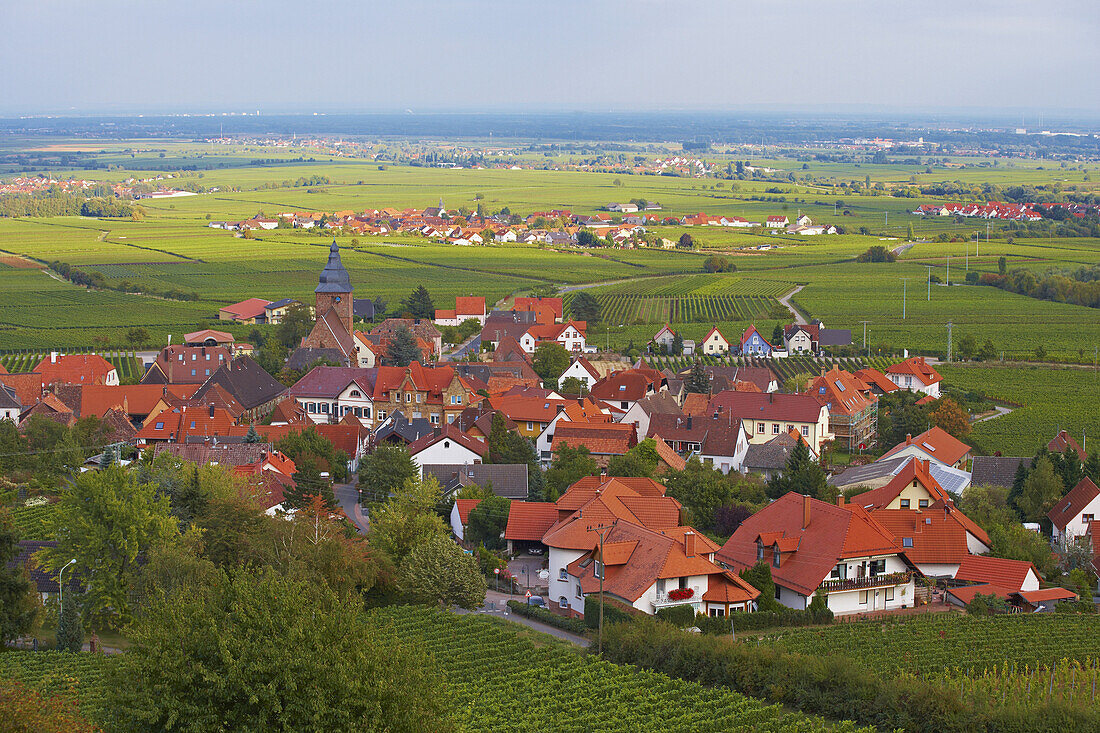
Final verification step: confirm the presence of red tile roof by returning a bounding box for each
[853,367,898,393]
[955,555,1038,592]
[135,405,237,442]
[809,367,874,417]
[717,492,902,596]
[852,458,952,510]
[34,354,116,386]
[219,298,271,320]
[552,422,636,455]
[0,373,43,406]
[455,498,481,525]
[1017,587,1078,603]
[869,507,974,565]
[886,356,942,385]
[589,369,665,402]
[504,501,559,541]
[1047,477,1100,531]
[407,425,488,458]
[184,329,234,345]
[881,426,971,467]
[1048,430,1087,461]
[454,296,485,317]
[79,384,199,418]
[543,479,681,551]
[708,391,825,424]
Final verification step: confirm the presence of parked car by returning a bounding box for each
[526,595,546,607]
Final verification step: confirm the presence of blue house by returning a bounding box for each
[739,325,773,357]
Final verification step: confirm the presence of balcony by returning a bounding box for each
[653,587,701,608]
[818,572,911,594]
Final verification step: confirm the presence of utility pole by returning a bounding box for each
[946,255,950,286]
[860,321,870,356]
[589,522,615,655]
[901,278,908,319]
[946,321,953,363]
[926,265,933,300]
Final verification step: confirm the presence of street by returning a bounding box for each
[334,481,369,533]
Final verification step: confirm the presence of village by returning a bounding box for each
[5,239,1096,631]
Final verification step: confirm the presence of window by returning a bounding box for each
[1085,514,1095,524]
[900,499,910,509]
[885,587,894,602]
[416,394,422,403]
[526,422,534,432]
[918,499,929,509]
[830,563,847,580]
[430,415,440,425]
[189,421,196,429]
[786,425,794,433]
[905,376,912,387]
[321,403,329,414]
[859,591,869,604]
[205,353,210,361]
[594,561,603,579]
[350,390,360,397]
[774,584,781,600]
[801,425,809,436]
[559,569,568,581]
[756,540,764,561]
[154,421,164,430]
[902,537,913,548]
[191,369,196,376]
[709,608,725,617]
[772,423,780,435]
[559,597,569,609]
[377,411,386,421]
[869,559,885,576]
[353,407,361,417]
[363,407,371,418]
[576,584,583,598]
[192,354,197,361]
[772,545,780,568]
[447,414,455,424]
[205,369,210,376]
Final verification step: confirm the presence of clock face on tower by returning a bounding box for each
[334,296,342,303]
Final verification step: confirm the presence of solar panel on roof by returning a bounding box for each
[835,380,846,392]
[922,442,936,451]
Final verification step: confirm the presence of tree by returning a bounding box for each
[703,255,734,273]
[685,360,710,394]
[677,233,695,250]
[384,325,420,367]
[1015,456,1063,525]
[55,592,83,652]
[368,475,449,565]
[358,445,418,503]
[0,679,99,733]
[856,246,896,263]
[401,285,435,319]
[544,445,598,500]
[532,341,570,380]
[714,502,754,538]
[43,466,179,627]
[998,256,1007,275]
[767,441,831,502]
[977,338,996,361]
[0,512,41,646]
[560,376,586,396]
[243,424,262,443]
[606,450,654,478]
[276,426,349,482]
[906,222,915,241]
[1052,447,1085,494]
[930,398,971,439]
[466,496,510,551]
[105,569,452,732]
[740,561,781,611]
[284,458,337,511]
[957,334,977,360]
[958,484,1016,530]
[400,533,487,610]
[135,451,240,524]
[663,458,736,529]
[570,291,601,326]
[125,327,150,346]
[274,303,314,348]
[771,324,785,347]
[671,332,683,356]
[486,413,538,467]
[575,229,603,248]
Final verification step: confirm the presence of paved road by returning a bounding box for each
[778,285,807,325]
[455,590,591,647]
[334,481,369,533]
[973,405,1014,423]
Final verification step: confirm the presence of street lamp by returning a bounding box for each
[58,558,76,621]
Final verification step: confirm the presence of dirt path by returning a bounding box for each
[972,404,1014,423]
[778,285,807,324]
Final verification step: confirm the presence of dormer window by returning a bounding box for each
[350,390,360,397]
[772,545,780,568]
[756,540,764,561]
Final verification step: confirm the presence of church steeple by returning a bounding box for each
[314,240,353,335]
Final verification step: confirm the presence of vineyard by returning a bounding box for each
[9,500,57,541]
[373,605,869,732]
[0,651,110,720]
[0,350,142,380]
[645,353,895,380]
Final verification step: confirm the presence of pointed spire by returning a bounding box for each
[315,240,353,293]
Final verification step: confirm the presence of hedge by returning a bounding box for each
[601,617,1100,733]
[506,600,588,635]
[729,607,830,631]
[583,595,642,629]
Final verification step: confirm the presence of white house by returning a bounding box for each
[765,216,789,228]
[885,357,942,398]
[407,425,487,475]
[0,386,19,422]
[520,322,587,354]
[697,419,752,474]
[652,325,677,352]
[449,498,480,542]
[718,493,916,616]
[1048,478,1100,544]
[352,333,378,368]
[607,202,639,213]
[701,327,730,355]
[557,357,602,391]
[287,367,376,426]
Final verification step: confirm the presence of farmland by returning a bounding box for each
[0,651,110,720]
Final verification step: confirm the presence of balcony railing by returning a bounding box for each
[818,572,911,594]
[653,587,701,607]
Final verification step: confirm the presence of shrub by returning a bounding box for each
[506,600,587,635]
[583,595,642,629]
[655,604,695,627]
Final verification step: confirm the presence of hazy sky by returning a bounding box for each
[2,0,1097,115]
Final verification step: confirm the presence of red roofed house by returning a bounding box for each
[880,426,971,470]
[551,421,637,468]
[853,367,898,396]
[1048,477,1100,543]
[867,497,992,577]
[701,326,731,356]
[851,458,954,511]
[886,356,942,398]
[218,298,272,324]
[954,555,1040,593]
[141,345,232,385]
[809,367,877,452]
[589,368,667,411]
[717,492,916,615]
[434,296,487,327]
[35,353,118,386]
[519,321,587,354]
[135,404,237,444]
[1048,429,1087,462]
[503,501,559,554]
[449,498,482,542]
[408,424,487,474]
[708,390,832,455]
[513,297,563,322]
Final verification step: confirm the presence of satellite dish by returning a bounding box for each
[537,569,550,580]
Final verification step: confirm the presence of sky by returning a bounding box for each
[1,0,1097,117]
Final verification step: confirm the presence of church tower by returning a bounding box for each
[315,240,353,335]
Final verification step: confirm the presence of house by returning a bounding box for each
[620,391,683,442]
[886,357,942,398]
[434,296,487,327]
[373,410,435,447]
[954,555,1040,593]
[677,364,777,394]
[809,367,877,452]
[533,396,615,463]
[141,345,232,385]
[0,385,20,422]
[264,298,304,325]
[717,492,916,615]
[738,325,773,357]
[869,500,991,578]
[449,499,482,542]
[1048,429,1087,461]
[829,454,972,496]
[696,417,752,475]
[651,325,677,352]
[407,425,487,474]
[424,463,529,500]
[503,501,560,555]
[135,404,237,444]
[567,521,759,618]
[783,324,818,354]
[520,321,587,354]
[287,366,376,425]
[352,333,379,368]
[369,363,476,429]
[701,327,730,356]
[850,458,956,510]
[880,427,971,470]
[34,353,118,386]
[708,390,832,455]
[557,357,623,391]
[184,329,235,347]
[853,367,898,395]
[589,368,667,412]
[765,216,789,228]
[970,456,1030,490]
[607,202,639,213]
[551,422,637,468]
[740,436,802,482]
[218,298,272,324]
[1048,477,1100,543]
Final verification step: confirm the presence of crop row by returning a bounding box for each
[0,351,142,377]
[9,502,57,541]
[370,605,869,732]
[0,651,110,720]
[566,293,779,325]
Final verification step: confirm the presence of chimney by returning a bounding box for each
[905,433,912,445]
[50,351,57,364]
[168,333,172,345]
[836,495,844,507]
[684,530,696,558]
[802,494,811,529]
[686,416,693,430]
